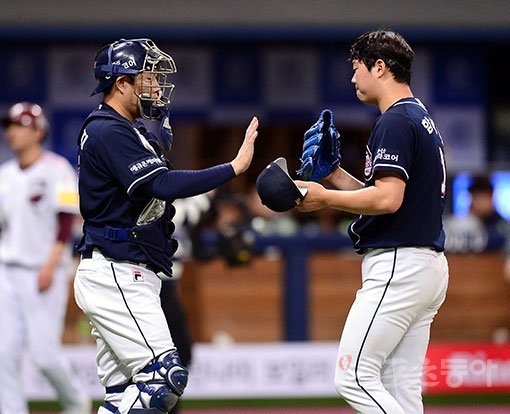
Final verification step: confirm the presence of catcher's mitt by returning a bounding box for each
[297,109,341,182]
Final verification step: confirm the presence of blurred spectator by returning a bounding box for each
[444,175,508,253]
[191,188,255,266]
[248,184,300,236]
[468,176,508,240]
[214,191,255,266]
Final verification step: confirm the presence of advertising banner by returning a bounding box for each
[23,342,510,400]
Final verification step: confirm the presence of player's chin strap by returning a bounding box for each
[103,350,188,413]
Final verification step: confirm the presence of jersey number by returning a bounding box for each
[438,145,447,198]
[80,129,89,150]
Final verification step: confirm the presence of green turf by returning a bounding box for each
[180,398,347,408]
[423,393,510,405]
[28,394,510,411]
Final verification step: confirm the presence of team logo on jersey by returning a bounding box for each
[133,269,144,282]
[129,156,164,175]
[29,180,47,204]
[364,147,373,178]
[374,147,399,163]
[338,354,352,371]
[30,194,44,203]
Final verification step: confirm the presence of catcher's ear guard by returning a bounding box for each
[256,157,307,212]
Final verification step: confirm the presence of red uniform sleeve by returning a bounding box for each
[56,212,75,243]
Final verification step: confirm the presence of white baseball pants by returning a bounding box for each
[334,247,449,414]
[74,249,175,411]
[0,263,90,414]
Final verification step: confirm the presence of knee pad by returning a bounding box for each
[136,350,189,412]
[156,349,188,396]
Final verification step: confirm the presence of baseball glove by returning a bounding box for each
[297,109,341,182]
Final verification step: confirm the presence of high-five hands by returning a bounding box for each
[231,117,259,175]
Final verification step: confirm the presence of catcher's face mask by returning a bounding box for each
[256,157,307,212]
[92,38,176,120]
[134,47,176,120]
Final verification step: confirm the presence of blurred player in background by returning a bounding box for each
[295,29,449,413]
[74,38,258,413]
[0,102,91,414]
[444,174,508,253]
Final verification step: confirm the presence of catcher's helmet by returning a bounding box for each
[91,38,177,120]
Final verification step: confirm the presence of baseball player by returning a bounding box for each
[0,102,91,414]
[74,38,258,414]
[295,29,449,413]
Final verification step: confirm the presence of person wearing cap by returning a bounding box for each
[0,102,91,414]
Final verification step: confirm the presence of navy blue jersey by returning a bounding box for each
[76,104,170,264]
[348,97,447,252]
[76,104,235,270]
[78,104,168,228]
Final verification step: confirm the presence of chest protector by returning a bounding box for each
[78,107,177,277]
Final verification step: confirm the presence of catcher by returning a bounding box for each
[75,38,258,414]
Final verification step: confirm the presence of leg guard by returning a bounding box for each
[131,350,188,413]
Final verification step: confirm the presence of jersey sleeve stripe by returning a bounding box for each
[372,163,409,180]
[58,192,79,208]
[127,166,168,195]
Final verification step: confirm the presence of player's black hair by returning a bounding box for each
[101,75,136,97]
[349,28,414,84]
[468,175,494,194]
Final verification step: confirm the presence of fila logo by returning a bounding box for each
[133,270,144,282]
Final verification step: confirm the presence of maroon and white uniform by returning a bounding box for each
[0,150,90,414]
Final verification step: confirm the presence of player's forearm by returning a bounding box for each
[44,213,74,270]
[45,241,66,270]
[326,166,364,190]
[323,185,401,215]
[142,164,235,201]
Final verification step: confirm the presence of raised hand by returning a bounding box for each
[231,117,259,175]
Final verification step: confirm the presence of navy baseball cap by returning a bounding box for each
[256,157,307,212]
